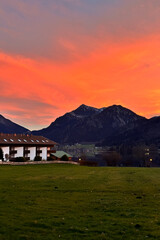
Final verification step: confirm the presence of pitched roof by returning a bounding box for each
[51,151,72,158]
[0,133,56,146]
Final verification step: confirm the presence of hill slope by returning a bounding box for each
[0,114,29,134]
[103,116,160,146]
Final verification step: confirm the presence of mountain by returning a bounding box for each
[72,104,103,117]
[2,104,160,146]
[103,116,160,146]
[0,114,29,134]
[32,104,146,144]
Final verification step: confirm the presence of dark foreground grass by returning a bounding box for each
[0,165,160,240]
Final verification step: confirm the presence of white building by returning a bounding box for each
[0,133,56,161]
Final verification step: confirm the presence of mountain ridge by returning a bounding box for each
[32,104,146,144]
[1,104,159,146]
[0,114,29,134]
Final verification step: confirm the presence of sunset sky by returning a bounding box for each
[0,0,160,130]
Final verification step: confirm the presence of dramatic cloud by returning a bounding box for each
[0,0,160,129]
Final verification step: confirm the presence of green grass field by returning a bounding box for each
[0,164,160,240]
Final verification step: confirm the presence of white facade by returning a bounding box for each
[39,147,47,160]
[28,147,36,161]
[0,133,56,162]
[1,146,50,161]
[14,147,23,158]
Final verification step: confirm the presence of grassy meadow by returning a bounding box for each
[0,164,160,239]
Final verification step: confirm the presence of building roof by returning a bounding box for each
[51,151,72,158]
[0,133,56,146]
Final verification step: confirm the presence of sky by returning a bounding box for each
[0,0,160,130]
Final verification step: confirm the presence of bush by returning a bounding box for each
[61,155,69,161]
[79,160,98,167]
[34,156,42,161]
[5,154,9,161]
[47,157,54,161]
[103,152,122,166]
[11,157,28,162]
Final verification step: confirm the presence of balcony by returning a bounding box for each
[37,150,42,154]
[10,150,17,155]
[24,150,30,154]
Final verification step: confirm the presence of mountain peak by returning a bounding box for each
[108,104,126,110]
[79,104,87,108]
[72,104,100,117]
[104,104,139,115]
[77,104,95,110]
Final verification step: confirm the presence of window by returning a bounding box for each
[42,140,45,143]
[10,139,14,142]
[24,139,27,142]
[4,139,7,142]
[36,140,39,142]
[18,139,21,142]
[31,140,34,142]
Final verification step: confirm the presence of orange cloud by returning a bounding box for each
[0,33,160,129]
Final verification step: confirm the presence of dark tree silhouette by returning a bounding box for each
[61,155,69,161]
[0,148,4,161]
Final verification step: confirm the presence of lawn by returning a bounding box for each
[0,164,160,240]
